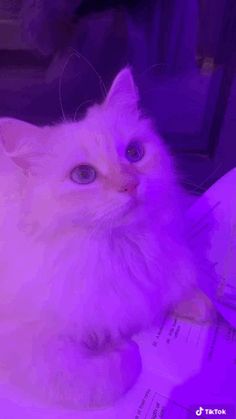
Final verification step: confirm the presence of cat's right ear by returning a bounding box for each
[104,67,140,114]
[0,118,44,173]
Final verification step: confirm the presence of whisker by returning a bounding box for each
[181,180,205,193]
[190,163,223,195]
[69,47,107,98]
[58,52,77,121]
[74,99,94,121]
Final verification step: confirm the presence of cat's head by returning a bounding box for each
[0,68,177,234]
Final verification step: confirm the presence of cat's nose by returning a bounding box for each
[118,179,139,194]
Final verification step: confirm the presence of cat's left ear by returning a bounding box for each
[0,118,45,173]
[104,67,139,114]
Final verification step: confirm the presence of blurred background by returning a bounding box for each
[0,0,236,194]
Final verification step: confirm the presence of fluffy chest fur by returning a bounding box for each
[0,214,197,348]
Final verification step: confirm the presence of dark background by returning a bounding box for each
[0,0,236,194]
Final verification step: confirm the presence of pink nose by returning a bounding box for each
[118,179,139,194]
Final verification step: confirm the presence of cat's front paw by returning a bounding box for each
[173,290,216,324]
[29,335,141,408]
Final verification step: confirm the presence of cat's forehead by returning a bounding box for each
[77,105,138,146]
[57,106,140,156]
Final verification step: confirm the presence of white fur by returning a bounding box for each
[0,68,203,408]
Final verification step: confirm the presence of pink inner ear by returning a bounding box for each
[0,118,45,172]
[0,118,39,154]
[105,67,139,110]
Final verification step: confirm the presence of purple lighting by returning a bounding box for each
[0,1,236,418]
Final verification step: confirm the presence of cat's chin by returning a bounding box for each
[122,198,138,214]
[113,199,141,226]
[71,199,146,232]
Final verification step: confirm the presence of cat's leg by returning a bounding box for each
[173,288,216,323]
[26,332,141,408]
[0,322,141,408]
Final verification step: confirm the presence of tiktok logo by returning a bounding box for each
[194,406,227,416]
[196,407,204,416]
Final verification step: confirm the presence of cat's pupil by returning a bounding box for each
[126,141,144,163]
[81,168,89,178]
[70,164,96,184]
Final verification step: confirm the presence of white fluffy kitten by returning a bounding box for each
[0,68,212,408]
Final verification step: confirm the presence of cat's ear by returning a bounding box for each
[0,118,45,173]
[104,67,139,113]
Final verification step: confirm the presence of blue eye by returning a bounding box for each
[70,164,97,184]
[126,141,145,163]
